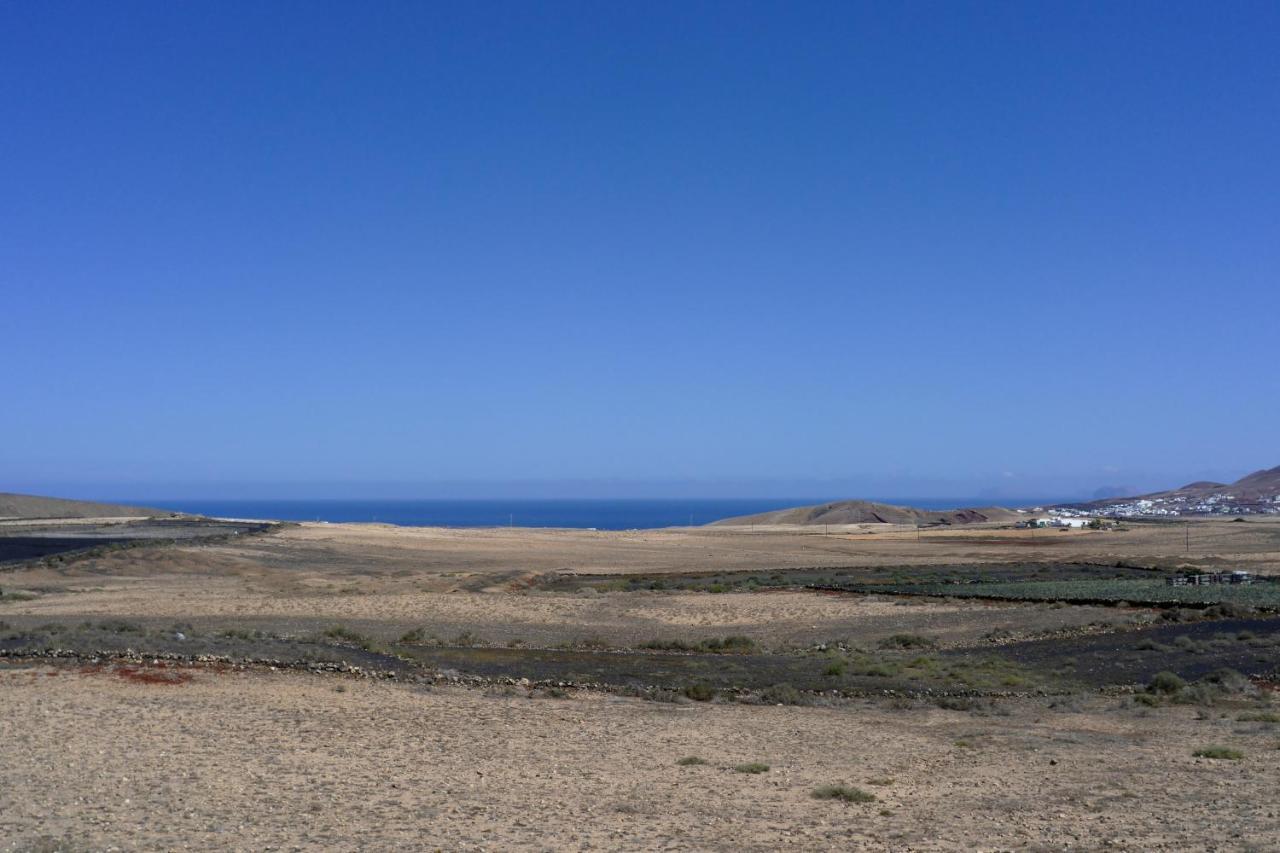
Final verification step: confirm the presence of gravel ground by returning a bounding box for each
[3,665,1278,851]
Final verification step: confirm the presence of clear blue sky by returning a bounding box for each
[3,2,1277,500]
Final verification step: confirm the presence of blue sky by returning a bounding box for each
[2,2,1278,500]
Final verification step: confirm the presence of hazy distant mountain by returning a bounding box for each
[1092,485,1140,501]
[1116,465,1276,502]
[0,493,170,520]
[709,499,1020,527]
[1060,465,1280,516]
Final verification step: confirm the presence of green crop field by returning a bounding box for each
[847,579,1280,608]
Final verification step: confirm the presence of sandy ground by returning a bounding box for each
[5,517,1266,649]
[229,517,1280,574]
[0,581,1145,651]
[3,664,1277,852]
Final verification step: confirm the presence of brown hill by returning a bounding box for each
[709,500,1020,527]
[0,493,170,520]
[1064,464,1280,512]
[1231,465,1280,494]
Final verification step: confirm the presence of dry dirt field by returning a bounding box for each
[4,664,1279,852]
[5,518,1278,643]
[3,517,1280,850]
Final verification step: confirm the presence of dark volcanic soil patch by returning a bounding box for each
[0,536,141,564]
[0,520,277,566]
[540,562,1169,594]
[988,616,1280,686]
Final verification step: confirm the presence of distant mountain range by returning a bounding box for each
[709,499,1021,527]
[0,493,170,520]
[1056,465,1280,517]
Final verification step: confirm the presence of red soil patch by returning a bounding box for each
[115,664,193,685]
[76,662,194,686]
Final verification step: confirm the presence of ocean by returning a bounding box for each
[130,497,1063,530]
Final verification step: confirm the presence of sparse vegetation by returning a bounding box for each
[1147,671,1187,695]
[220,628,267,641]
[760,683,805,705]
[683,683,715,702]
[878,633,936,650]
[1141,668,1259,706]
[323,625,371,645]
[1192,746,1243,760]
[847,579,1280,609]
[639,635,758,654]
[559,635,610,650]
[1236,712,1280,723]
[812,785,875,803]
[734,762,770,774]
[98,619,143,634]
[676,756,709,766]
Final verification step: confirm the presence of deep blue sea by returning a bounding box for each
[131,497,1064,530]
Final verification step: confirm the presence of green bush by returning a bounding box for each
[812,785,875,803]
[702,635,756,653]
[323,625,370,645]
[1193,746,1243,760]
[760,683,806,705]
[683,683,715,702]
[641,635,757,654]
[1236,712,1280,723]
[1147,671,1187,695]
[676,756,709,766]
[399,627,426,644]
[734,762,770,774]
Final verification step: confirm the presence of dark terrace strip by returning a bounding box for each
[984,616,1280,687]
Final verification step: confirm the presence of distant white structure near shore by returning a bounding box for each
[1018,516,1092,529]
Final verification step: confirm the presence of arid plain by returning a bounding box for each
[3,516,1280,850]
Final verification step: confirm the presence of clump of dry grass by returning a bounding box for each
[812,785,875,803]
[1193,745,1243,760]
